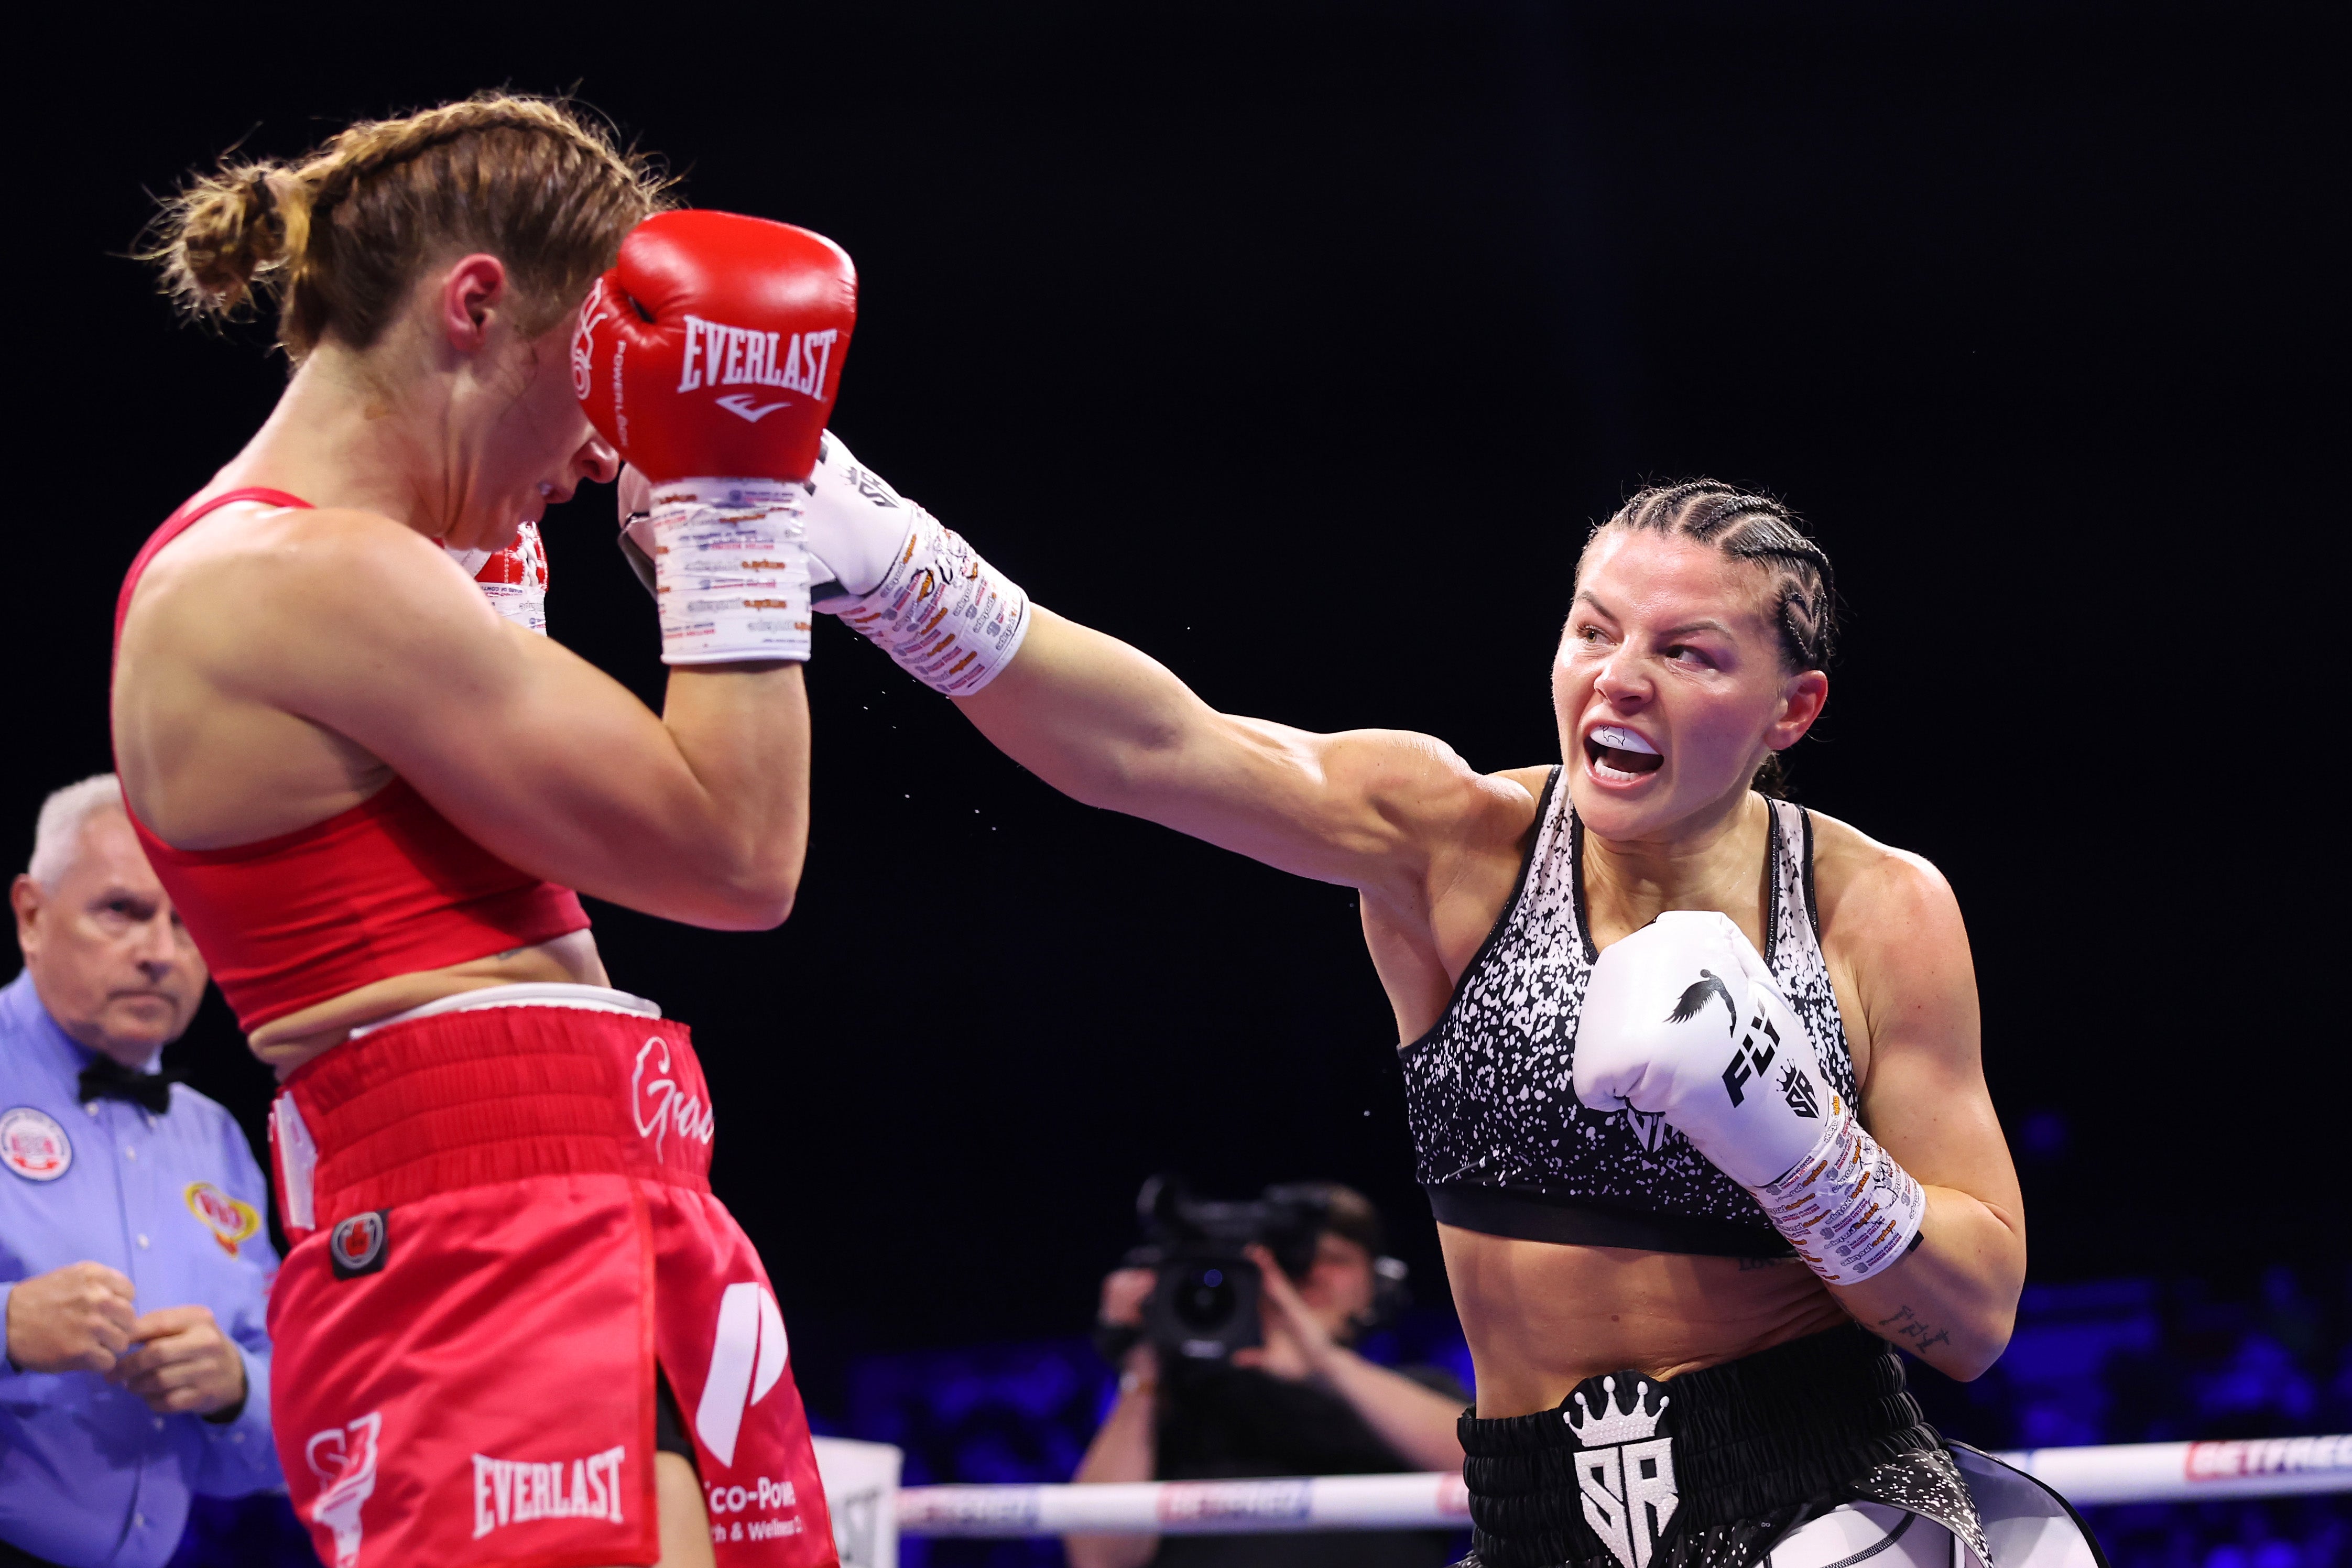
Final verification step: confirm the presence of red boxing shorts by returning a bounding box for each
[266,993,837,1568]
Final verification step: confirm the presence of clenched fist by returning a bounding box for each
[5,1261,137,1374]
[108,1305,248,1419]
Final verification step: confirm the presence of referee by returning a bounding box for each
[1,776,281,1567]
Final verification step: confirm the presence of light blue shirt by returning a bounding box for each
[0,971,281,1567]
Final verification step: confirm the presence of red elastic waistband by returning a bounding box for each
[281,1004,713,1229]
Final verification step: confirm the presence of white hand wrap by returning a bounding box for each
[799,433,1031,696]
[631,478,813,665]
[1754,1099,1927,1286]
[828,503,1029,695]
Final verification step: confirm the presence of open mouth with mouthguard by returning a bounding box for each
[1584,724,1663,781]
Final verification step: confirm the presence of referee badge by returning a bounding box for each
[329,1210,390,1279]
[184,1182,262,1255]
[0,1107,72,1182]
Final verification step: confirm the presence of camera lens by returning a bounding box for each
[1173,1265,1237,1330]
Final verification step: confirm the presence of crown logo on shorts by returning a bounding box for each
[1564,1375,1669,1447]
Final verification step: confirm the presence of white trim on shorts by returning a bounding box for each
[346,982,662,1039]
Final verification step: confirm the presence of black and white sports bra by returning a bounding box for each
[1401,767,1859,1256]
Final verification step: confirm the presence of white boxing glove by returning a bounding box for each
[803,433,1032,696]
[1576,911,1926,1286]
[1575,911,1834,1187]
[1580,912,1834,1184]
[800,432,925,605]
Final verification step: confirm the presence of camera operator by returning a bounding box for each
[1068,1182,1465,1568]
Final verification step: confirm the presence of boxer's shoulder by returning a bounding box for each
[132,501,453,633]
[1803,809,1973,1049]
[1489,762,1558,803]
[1323,733,1544,857]
[237,503,457,585]
[1421,760,1550,875]
[1804,808,1960,940]
[1389,758,1549,928]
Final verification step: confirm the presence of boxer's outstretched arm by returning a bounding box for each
[956,608,1519,895]
[797,439,1529,898]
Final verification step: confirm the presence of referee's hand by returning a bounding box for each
[4,1261,137,1374]
[109,1305,247,1418]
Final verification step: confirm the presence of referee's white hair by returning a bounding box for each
[28,774,128,889]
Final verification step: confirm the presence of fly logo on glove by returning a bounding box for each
[1718,1012,1776,1106]
[1576,911,1923,1287]
[1576,913,1830,1189]
[1667,972,1737,1031]
[1719,1007,1819,1120]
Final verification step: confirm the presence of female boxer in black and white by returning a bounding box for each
[789,463,2097,1566]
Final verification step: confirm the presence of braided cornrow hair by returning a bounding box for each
[1581,481,1840,795]
[1591,480,1837,671]
[146,92,672,359]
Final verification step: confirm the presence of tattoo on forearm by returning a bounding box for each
[1875,1304,1952,1353]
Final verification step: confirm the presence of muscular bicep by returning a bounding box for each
[1138,713,1497,887]
[262,526,787,916]
[956,607,1499,892]
[1847,858,2023,1226]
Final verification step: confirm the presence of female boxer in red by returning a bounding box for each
[781,461,2099,1564]
[117,95,851,1568]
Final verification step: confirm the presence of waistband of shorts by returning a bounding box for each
[346,981,662,1037]
[1458,1325,1938,1566]
[280,1000,710,1228]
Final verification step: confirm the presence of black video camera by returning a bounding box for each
[1117,1175,1407,1364]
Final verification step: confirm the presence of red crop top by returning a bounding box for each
[113,488,590,1031]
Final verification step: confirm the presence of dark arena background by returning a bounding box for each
[11,5,2338,1566]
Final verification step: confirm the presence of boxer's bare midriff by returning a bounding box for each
[248,928,611,1074]
[1442,1225,1853,1418]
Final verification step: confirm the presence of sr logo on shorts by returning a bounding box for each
[329,1210,389,1279]
[1566,1376,1679,1568]
[0,1107,71,1181]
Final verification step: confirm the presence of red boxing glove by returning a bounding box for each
[472,519,550,635]
[573,210,856,484]
[573,212,855,663]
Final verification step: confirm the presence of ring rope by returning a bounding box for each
[876,1435,2352,1537]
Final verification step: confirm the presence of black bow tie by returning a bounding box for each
[78,1057,173,1115]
